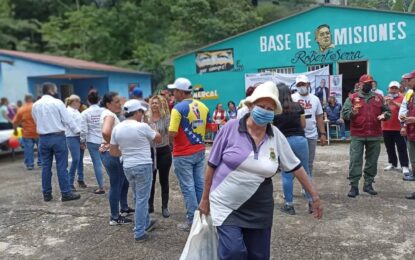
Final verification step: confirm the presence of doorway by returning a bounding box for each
[338,61,368,104]
[60,84,74,101]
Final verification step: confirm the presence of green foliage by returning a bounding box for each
[2,0,413,93]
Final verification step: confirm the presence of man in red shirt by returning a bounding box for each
[382,81,409,175]
[342,74,391,198]
[12,94,41,170]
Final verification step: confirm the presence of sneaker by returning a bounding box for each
[109,216,133,226]
[405,192,415,200]
[402,167,410,175]
[27,166,34,171]
[43,193,53,202]
[403,174,415,181]
[61,192,81,202]
[177,222,192,232]
[93,189,105,195]
[145,219,158,232]
[347,186,359,198]
[120,207,135,217]
[308,202,313,214]
[363,183,378,195]
[384,164,395,171]
[77,180,87,188]
[135,233,149,242]
[162,207,170,218]
[280,204,296,215]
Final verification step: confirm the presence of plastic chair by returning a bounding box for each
[329,124,340,139]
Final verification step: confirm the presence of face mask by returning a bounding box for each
[390,93,399,98]
[251,106,274,126]
[298,87,308,95]
[362,83,372,93]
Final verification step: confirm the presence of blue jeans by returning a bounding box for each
[100,151,129,219]
[39,134,71,195]
[217,225,271,260]
[87,142,104,189]
[124,164,153,238]
[23,137,41,168]
[66,136,84,185]
[282,136,311,204]
[173,150,205,222]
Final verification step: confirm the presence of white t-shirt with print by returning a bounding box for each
[292,92,323,139]
[110,119,156,168]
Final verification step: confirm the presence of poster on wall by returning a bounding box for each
[244,72,274,90]
[273,66,329,94]
[195,48,234,74]
[329,74,343,105]
[314,75,330,106]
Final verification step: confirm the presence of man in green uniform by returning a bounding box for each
[342,74,391,198]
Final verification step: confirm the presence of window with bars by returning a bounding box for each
[307,64,333,74]
[258,66,295,74]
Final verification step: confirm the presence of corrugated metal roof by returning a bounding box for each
[0,49,151,75]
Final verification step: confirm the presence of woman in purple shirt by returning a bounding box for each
[198,81,323,260]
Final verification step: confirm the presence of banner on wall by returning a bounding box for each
[195,48,234,74]
[273,66,329,94]
[244,72,274,90]
[329,74,343,105]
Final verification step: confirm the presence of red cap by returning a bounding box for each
[403,70,415,80]
[359,74,374,83]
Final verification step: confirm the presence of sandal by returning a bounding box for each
[94,189,105,194]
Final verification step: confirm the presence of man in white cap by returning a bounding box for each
[292,75,327,180]
[168,77,210,231]
[110,99,162,241]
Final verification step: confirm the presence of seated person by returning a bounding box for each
[325,96,346,140]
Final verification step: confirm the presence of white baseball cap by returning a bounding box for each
[123,99,147,113]
[295,74,310,85]
[388,81,400,88]
[167,77,193,92]
[245,81,283,115]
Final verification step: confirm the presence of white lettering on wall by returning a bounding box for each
[260,21,409,53]
[398,21,406,39]
[389,22,396,40]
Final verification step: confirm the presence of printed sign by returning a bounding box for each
[196,49,234,74]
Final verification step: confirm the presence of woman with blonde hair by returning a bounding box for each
[147,95,172,218]
[65,94,86,190]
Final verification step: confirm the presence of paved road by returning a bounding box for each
[1,143,415,259]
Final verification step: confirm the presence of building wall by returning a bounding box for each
[0,55,64,102]
[174,6,415,110]
[27,77,109,103]
[66,69,152,99]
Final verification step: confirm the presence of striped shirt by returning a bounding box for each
[150,116,170,148]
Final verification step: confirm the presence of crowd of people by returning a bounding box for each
[3,68,415,258]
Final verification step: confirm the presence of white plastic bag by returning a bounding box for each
[180,210,219,260]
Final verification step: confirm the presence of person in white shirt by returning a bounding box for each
[65,94,86,191]
[99,92,133,225]
[32,82,81,202]
[291,75,327,179]
[81,89,105,194]
[110,99,162,242]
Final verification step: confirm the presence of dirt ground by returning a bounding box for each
[1,143,415,260]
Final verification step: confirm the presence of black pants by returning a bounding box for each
[149,145,172,209]
[0,122,13,130]
[383,131,409,167]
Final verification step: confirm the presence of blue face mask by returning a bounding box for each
[251,106,275,126]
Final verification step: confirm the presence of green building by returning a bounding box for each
[172,5,415,110]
